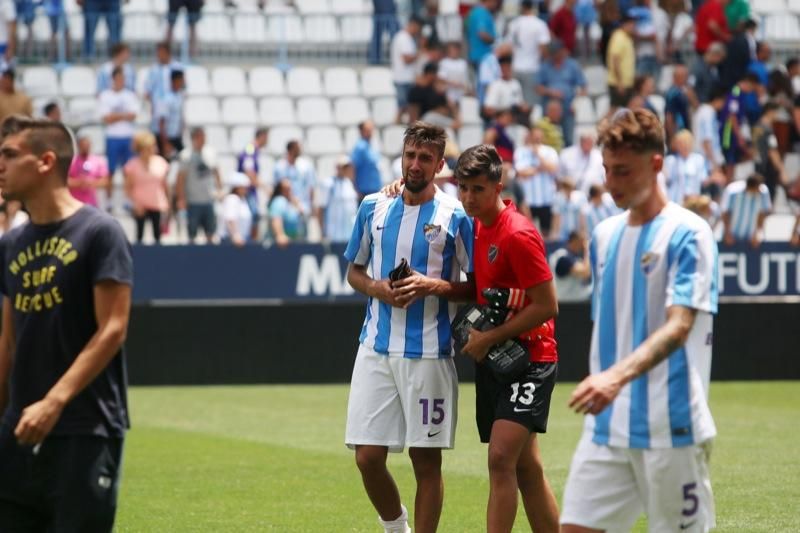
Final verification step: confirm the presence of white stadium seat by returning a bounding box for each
[381,125,406,157]
[331,0,368,13]
[68,97,100,125]
[506,125,529,148]
[185,65,211,96]
[788,0,800,14]
[361,67,395,97]
[340,14,372,43]
[221,96,258,126]
[258,154,276,183]
[753,0,787,15]
[573,95,596,124]
[296,96,333,125]
[304,15,340,43]
[212,66,247,96]
[594,94,610,119]
[229,125,256,153]
[266,14,304,43]
[196,15,234,43]
[22,66,59,98]
[294,0,330,14]
[306,125,344,155]
[260,96,296,126]
[185,96,221,126]
[458,125,484,150]
[583,65,608,97]
[334,96,370,126]
[233,14,267,43]
[267,125,304,155]
[249,66,286,97]
[316,155,340,181]
[460,96,482,125]
[123,13,162,42]
[60,66,95,97]
[371,96,398,126]
[324,67,360,97]
[287,67,323,96]
[764,13,800,40]
[204,125,231,155]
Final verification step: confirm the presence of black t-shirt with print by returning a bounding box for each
[0,206,133,437]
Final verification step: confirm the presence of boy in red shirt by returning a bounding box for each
[457,144,560,533]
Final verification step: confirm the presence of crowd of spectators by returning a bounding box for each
[0,0,799,253]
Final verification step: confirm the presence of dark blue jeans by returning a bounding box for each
[83,0,122,59]
[369,14,399,65]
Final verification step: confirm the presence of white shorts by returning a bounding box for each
[345,344,458,452]
[561,433,716,533]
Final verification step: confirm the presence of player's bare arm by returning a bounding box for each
[15,281,132,446]
[392,272,475,308]
[0,297,15,416]
[569,305,697,415]
[462,279,558,362]
[347,263,405,308]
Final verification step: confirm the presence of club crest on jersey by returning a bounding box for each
[423,223,441,243]
[640,251,659,274]
[488,244,499,263]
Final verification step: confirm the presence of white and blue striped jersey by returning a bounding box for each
[344,188,474,359]
[514,145,559,207]
[552,189,587,241]
[582,193,621,236]
[721,181,772,241]
[663,152,708,204]
[587,203,718,449]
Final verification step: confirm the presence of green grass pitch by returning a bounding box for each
[115,382,799,532]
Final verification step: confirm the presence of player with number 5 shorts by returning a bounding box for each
[344,122,474,533]
[561,108,718,533]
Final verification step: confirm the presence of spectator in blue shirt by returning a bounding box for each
[536,39,588,147]
[350,119,382,198]
[466,0,498,69]
[747,41,770,86]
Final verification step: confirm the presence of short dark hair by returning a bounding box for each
[403,121,447,160]
[110,42,129,58]
[1,115,74,182]
[170,69,184,82]
[43,101,60,116]
[111,65,124,79]
[597,108,665,154]
[498,54,513,65]
[709,84,728,101]
[746,174,763,189]
[287,139,299,152]
[786,57,799,70]
[567,231,583,243]
[741,73,760,85]
[156,41,171,52]
[588,184,602,199]
[423,62,438,75]
[454,144,503,183]
[255,127,269,138]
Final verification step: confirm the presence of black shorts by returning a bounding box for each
[475,361,558,443]
[529,206,553,234]
[0,420,124,532]
[168,0,203,24]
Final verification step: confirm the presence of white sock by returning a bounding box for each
[378,503,411,533]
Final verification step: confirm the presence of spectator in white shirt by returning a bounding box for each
[483,54,530,126]
[391,16,423,122]
[438,41,471,106]
[318,155,359,243]
[218,172,253,247]
[505,0,550,107]
[559,129,605,194]
[476,42,512,106]
[98,66,139,200]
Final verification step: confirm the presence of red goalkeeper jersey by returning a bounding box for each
[474,200,558,363]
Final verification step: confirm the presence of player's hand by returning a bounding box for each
[15,397,65,446]
[461,328,493,362]
[373,279,405,308]
[380,179,404,198]
[391,272,438,308]
[568,369,623,415]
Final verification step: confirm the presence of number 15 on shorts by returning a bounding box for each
[419,398,445,426]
